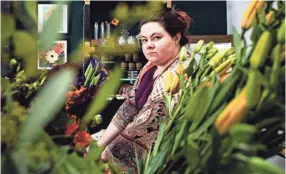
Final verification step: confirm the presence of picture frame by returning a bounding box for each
[38,4,68,33]
[37,40,67,70]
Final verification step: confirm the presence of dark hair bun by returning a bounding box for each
[140,6,192,46]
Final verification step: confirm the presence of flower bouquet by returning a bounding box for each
[40,57,109,144]
[65,57,108,119]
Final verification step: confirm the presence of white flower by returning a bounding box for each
[45,50,59,63]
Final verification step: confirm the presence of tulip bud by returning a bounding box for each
[250,31,273,69]
[163,71,173,93]
[277,19,285,44]
[265,10,274,25]
[9,59,17,67]
[205,41,214,51]
[245,69,261,109]
[193,40,204,53]
[205,47,218,59]
[208,49,229,67]
[179,46,188,61]
[89,114,102,128]
[169,71,180,94]
[163,70,180,94]
[94,114,102,124]
[225,47,235,57]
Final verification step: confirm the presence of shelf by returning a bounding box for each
[102,61,116,64]
[120,78,137,81]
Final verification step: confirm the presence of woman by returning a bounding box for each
[97,7,192,173]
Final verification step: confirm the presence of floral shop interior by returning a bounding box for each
[1,0,285,173]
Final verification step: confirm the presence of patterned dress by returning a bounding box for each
[106,57,191,173]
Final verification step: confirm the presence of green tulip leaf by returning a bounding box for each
[1,15,15,43]
[13,31,37,56]
[229,124,257,143]
[25,1,37,23]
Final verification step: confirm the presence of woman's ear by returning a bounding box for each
[174,33,181,44]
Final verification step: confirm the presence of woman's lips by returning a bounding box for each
[148,52,158,56]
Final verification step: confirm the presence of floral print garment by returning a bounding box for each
[107,57,191,173]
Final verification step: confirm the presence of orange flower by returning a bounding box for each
[74,86,87,95]
[74,131,92,148]
[206,73,230,87]
[65,118,79,136]
[215,88,248,134]
[111,18,119,26]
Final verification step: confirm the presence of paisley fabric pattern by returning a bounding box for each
[108,57,191,173]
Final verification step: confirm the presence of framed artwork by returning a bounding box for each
[38,40,67,70]
[38,4,68,33]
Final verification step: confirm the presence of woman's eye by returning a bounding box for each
[153,36,161,41]
[141,39,147,43]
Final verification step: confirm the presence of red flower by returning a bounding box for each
[53,44,63,55]
[74,86,87,95]
[74,131,92,148]
[65,118,79,136]
[104,168,112,174]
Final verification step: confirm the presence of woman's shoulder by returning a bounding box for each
[169,56,192,71]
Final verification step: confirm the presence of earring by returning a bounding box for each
[175,37,179,43]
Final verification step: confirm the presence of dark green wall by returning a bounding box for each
[89,1,227,36]
[173,1,227,35]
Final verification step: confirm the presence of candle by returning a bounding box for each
[94,22,98,41]
[100,22,105,41]
[106,22,110,39]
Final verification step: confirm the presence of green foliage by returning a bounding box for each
[18,68,76,146]
[137,1,285,174]
[24,1,37,23]
[1,15,15,44]
[1,0,285,174]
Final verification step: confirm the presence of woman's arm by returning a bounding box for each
[97,122,122,148]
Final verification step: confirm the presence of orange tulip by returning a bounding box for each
[65,119,79,136]
[215,88,248,134]
[74,131,92,148]
[205,73,230,88]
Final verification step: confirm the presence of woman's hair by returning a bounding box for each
[140,6,192,46]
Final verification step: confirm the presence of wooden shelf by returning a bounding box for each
[120,78,137,81]
[102,61,116,64]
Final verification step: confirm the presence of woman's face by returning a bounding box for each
[140,22,179,66]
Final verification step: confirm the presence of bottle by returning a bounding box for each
[136,62,143,71]
[133,53,139,62]
[128,62,135,71]
[109,55,114,61]
[124,53,131,62]
[121,61,128,70]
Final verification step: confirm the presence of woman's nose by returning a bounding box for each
[146,41,155,49]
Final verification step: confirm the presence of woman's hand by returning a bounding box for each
[100,148,109,162]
